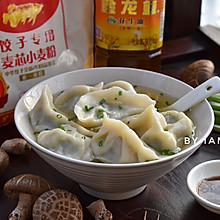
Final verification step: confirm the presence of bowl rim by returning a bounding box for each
[14,67,215,168]
[187,159,220,211]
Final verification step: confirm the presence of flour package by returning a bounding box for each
[0,0,94,126]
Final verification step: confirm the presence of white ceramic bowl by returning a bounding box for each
[187,160,220,214]
[14,67,214,200]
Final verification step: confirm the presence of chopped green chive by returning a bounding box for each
[68,117,75,121]
[99,98,106,104]
[53,108,57,112]
[160,150,176,155]
[33,131,41,135]
[114,97,117,100]
[56,114,62,119]
[82,136,86,140]
[98,140,103,146]
[85,105,94,111]
[58,125,65,131]
[98,109,104,113]
[165,101,170,106]
[97,113,104,119]
[118,91,123,96]
[118,104,123,109]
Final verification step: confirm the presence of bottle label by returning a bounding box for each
[95,0,165,51]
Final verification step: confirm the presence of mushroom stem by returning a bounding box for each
[9,193,36,220]
[87,199,113,220]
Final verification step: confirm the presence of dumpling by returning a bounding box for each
[103,80,137,93]
[140,107,178,152]
[54,82,103,118]
[90,116,159,164]
[162,110,194,144]
[74,86,156,127]
[140,109,193,152]
[37,124,92,161]
[29,85,94,137]
[123,104,163,137]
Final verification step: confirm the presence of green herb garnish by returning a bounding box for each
[99,98,106,105]
[58,125,65,131]
[98,140,103,146]
[33,131,41,135]
[165,101,170,106]
[160,150,176,155]
[97,113,104,119]
[56,114,62,119]
[118,91,123,96]
[85,105,94,111]
[118,104,123,109]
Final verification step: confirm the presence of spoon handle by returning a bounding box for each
[162,76,220,112]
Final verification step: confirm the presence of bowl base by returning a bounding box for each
[79,184,147,200]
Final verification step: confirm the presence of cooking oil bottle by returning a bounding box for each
[94,0,166,71]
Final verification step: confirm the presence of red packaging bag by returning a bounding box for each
[0,0,94,126]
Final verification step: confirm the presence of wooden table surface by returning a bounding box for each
[0,124,220,220]
[0,31,220,219]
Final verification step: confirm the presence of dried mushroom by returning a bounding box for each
[180,59,215,87]
[4,174,54,220]
[32,189,83,220]
[0,148,9,173]
[1,138,31,155]
[87,199,113,220]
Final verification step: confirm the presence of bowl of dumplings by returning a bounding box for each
[15,67,214,200]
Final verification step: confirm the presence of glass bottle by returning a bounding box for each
[94,0,166,71]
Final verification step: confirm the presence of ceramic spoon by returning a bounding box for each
[160,76,220,112]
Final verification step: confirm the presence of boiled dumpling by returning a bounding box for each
[74,86,156,127]
[162,110,194,142]
[103,80,136,93]
[123,104,164,137]
[54,82,103,118]
[29,85,94,137]
[140,106,178,152]
[140,108,193,152]
[37,124,92,161]
[90,116,159,164]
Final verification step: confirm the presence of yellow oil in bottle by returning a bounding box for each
[94,0,166,71]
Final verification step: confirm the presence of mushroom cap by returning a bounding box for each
[1,138,32,155]
[180,59,215,87]
[32,189,83,220]
[0,148,9,173]
[4,174,54,199]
